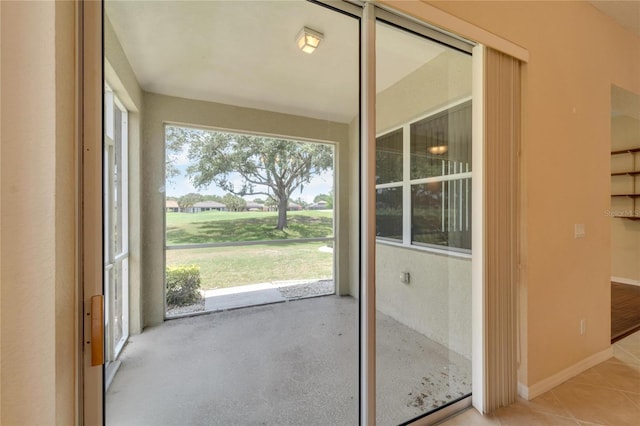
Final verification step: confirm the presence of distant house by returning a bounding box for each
[309,200,328,210]
[166,200,180,212]
[245,201,264,212]
[192,201,226,212]
[287,202,302,211]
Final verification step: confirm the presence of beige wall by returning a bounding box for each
[105,15,144,334]
[611,115,640,282]
[384,0,640,388]
[142,93,351,326]
[0,1,77,424]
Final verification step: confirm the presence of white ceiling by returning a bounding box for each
[590,1,640,37]
[612,85,640,121]
[105,0,445,123]
[107,1,640,124]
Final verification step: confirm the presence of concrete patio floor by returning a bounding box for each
[106,295,471,426]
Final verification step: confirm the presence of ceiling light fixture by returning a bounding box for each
[428,145,448,155]
[296,27,324,54]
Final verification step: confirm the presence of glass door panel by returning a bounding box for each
[100,0,481,422]
[105,0,359,424]
[374,20,473,424]
[104,87,129,366]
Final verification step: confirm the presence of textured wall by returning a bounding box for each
[0,1,77,424]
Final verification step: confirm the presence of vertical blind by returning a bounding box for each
[483,46,521,413]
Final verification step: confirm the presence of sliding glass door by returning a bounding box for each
[99,1,477,424]
[373,16,473,425]
[104,1,360,424]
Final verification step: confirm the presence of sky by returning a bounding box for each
[165,154,334,203]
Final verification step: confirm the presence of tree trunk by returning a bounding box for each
[276,197,288,230]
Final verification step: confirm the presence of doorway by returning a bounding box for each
[86,1,487,424]
[105,0,361,423]
[610,85,640,343]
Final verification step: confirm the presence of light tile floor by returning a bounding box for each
[440,331,640,425]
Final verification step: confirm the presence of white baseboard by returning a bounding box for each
[611,276,640,287]
[517,346,613,400]
[517,381,529,400]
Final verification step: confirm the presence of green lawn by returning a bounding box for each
[165,242,333,290]
[165,210,334,289]
[166,210,333,245]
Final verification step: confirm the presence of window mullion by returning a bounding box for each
[105,88,114,141]
[120,109,129,255]
[402,123,411,245]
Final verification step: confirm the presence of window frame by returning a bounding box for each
[103,84,130,362]
[375,96,473,257]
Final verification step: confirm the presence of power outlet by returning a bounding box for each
[580,319,586,335]
[400,272,410,284]
[575,224,586,239]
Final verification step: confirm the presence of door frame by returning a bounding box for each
[81,1,105,424]
[79,1,525,424]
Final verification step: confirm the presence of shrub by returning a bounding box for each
[166,265,202,307]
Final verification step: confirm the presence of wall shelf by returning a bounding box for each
[611,171,640,176]
[611,147,640,155]
[613,216,640,221]
[611,147,639,220]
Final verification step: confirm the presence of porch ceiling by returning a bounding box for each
[105,0,444,123]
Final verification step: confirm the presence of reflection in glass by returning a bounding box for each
[412,179,471,250]
[376,187,403,240]
[375,20,472,425]
[410,101,472,179]
[376,128,403,184]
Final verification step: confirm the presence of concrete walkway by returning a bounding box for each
[167,279,335,317]
[203,279,335,312]
[204,282,286,311]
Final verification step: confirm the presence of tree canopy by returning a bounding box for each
[177,193,203,211]
[222,193,247,212]
[166,127,333,230]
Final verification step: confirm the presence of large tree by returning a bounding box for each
[166,127,333,230]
